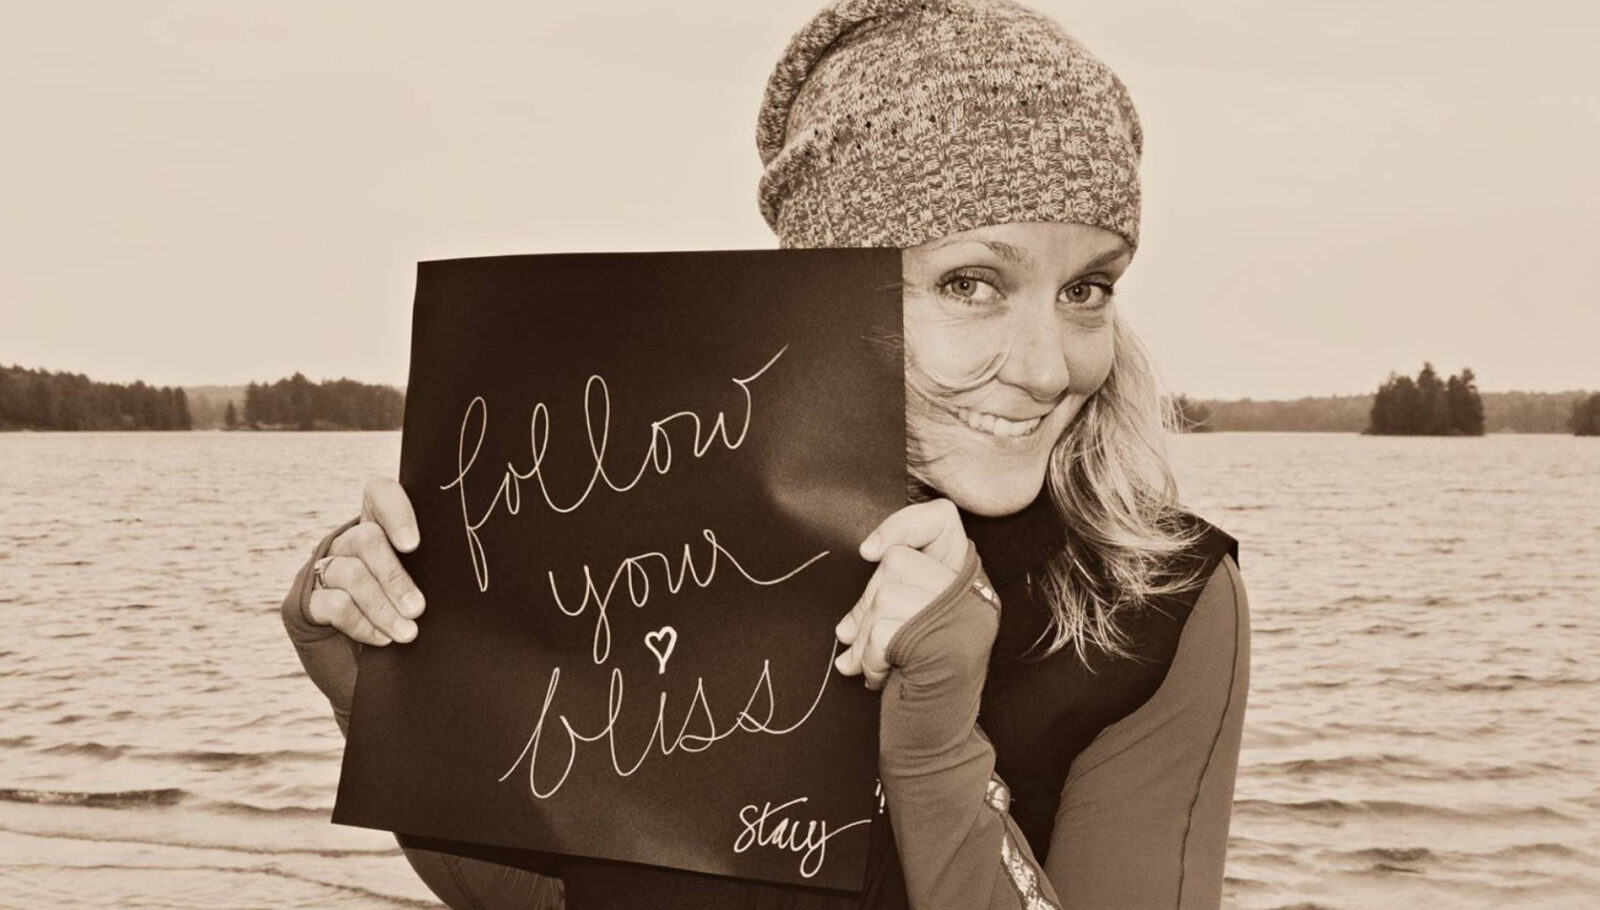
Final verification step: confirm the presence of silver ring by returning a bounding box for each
[312,555,336,590]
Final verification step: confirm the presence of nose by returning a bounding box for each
[996,299,1071,402]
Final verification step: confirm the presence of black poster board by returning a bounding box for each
[333,249,904,892]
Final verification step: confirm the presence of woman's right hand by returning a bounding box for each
[304,476,427,646]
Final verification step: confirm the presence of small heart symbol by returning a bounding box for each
[644,626,678,675]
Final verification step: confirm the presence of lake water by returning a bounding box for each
[1,431,1596,909]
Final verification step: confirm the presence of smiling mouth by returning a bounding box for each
[952,407,1046,438]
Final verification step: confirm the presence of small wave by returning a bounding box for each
[1329,594,1392,606]
[0,821,391,859]
[1333,841,1590,869]
[1,860,440,909]
[1254,753,1420,776]
[1234,798,1579,824]
[1251,754,1556,783]
[142,747,336,769]
[1445,673,1592,693]
[1475,589,1551,604]
[0,735,37,748]
[0,787,188,809]
[38,741,130,759]
[1278,679,1345,690]
[1483,842,1589,861]
[210,800,330,819]
[1346,846,1436,864]
[1358,622,1408,635]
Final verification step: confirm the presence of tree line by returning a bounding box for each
[1572,393,1600,436]
[1192,389,1593,434]
[0,364,191,430]
[1367,363,1484,436]
[0,364,404,431]
[241,372,404,430]
[1170,394,1214,432]
[5,361,1592,435]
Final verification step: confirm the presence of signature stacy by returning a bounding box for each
[734,796,872,879]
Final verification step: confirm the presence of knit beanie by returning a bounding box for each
[756,0,1143,252]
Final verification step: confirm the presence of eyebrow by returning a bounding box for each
[1075,247,1130,275]
[927,237,1129,275]
[976,240,1032,266]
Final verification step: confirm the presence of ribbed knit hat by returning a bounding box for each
[757,0,1143,252]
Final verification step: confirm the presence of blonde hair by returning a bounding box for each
[905,311,1209,664]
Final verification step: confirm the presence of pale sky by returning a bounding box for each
[2,0,1596,399]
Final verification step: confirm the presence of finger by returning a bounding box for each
[862,620,900,690]
[836,561,889,645]
[306,587,393,647]
[860,498,967,571]
[335,520,426,620]
[876,544,958,595]
[839,536,959,644]
[837,583,926,676]
[361,476,421,552]
[321,553,418,644]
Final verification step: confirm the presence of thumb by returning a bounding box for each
[860,499,967,571]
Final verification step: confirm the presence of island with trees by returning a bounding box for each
[1366,363,1484,436]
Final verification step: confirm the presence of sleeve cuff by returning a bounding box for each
[883,541,996,669]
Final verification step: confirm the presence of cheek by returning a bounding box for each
[1064,330,1115,395]
[904,298,1009,384]
[912,325,1005,385]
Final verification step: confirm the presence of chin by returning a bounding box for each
[919,453,1051,517]
[910,399,1076,517]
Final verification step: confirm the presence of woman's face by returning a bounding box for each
[903,221,1128,517]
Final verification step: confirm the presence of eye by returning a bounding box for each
[939,270,1001,304]
[1061,280,1114,307]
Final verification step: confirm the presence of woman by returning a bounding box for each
[281,1,1251,907]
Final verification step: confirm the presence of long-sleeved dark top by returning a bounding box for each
[282,490,1248,909]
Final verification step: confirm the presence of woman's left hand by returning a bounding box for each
[834,498,970,690]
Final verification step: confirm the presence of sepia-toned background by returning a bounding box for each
[2,2,1597,908]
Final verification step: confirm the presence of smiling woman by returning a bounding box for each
[280,0,1250,908]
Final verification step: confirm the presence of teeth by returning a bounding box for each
[955,408,1043,438]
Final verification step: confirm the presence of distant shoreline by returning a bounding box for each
[4,363,1592,434]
